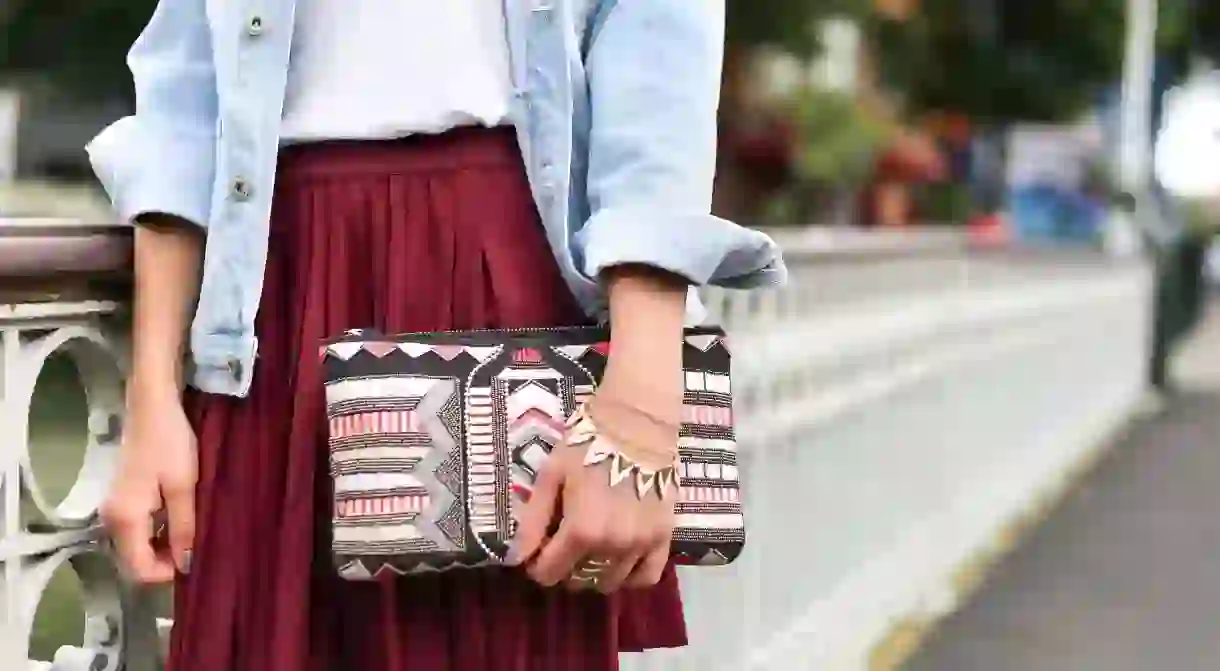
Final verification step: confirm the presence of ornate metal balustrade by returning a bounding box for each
[0,218,163,670]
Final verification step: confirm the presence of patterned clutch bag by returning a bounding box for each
[320,325,743,580]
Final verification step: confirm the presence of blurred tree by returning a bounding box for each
[868,0,1192,122]
[726,0,870,52]
[1180,0,1220,65]
[0,0,153,100]
[3,0,881,100]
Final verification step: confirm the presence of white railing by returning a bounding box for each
[0,218,164,671]
[627,230,1153,670]
[0,221,1153,670]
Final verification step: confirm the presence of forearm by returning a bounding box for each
[128,217,204,398]
[602,265,688,418]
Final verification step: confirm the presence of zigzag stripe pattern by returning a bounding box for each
[324,375,467,561]
[503,378,567,506]
[323,327,743,576]
[408,379,466,550]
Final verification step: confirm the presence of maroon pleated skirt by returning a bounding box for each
[170,127,687,671]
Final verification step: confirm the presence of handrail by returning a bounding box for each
[765,226,973,261]
[0,218,131,303]
[0,218,1124,274]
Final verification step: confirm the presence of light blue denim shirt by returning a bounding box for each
[86,0,787,397]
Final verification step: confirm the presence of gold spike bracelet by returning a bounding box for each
[565,402,680,501]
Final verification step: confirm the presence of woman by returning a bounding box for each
[88,1,785,670]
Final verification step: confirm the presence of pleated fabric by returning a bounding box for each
[169,127,688,671]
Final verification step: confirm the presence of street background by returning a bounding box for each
[4,1,1220,669]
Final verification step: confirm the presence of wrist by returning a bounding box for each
[603,265,687,337]
[600,363,680,408]
[579,400,681,469]
[598,361,683,430]
[603,266,686,377]
[127,366,183,406]
[588,395,680,447]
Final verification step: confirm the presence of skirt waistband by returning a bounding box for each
[276,126,521,180]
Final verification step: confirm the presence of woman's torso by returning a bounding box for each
[188,0,600,396]
[88,0,782,397]
[280,0,515,142]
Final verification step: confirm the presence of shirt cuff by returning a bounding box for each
[86,116,216,230]
[576,207,788,288]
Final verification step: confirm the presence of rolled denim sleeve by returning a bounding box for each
[577,0,786,288]
[85,0,218,230]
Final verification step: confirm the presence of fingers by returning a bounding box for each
[624,540,669,589]
[506,462,563,567]
[527,520,592,587]
[101,504,176,584]
[591,551,642,594]
[581,517,642,594]
[162,482,196,574]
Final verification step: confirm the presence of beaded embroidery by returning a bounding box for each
[321,326,743,579]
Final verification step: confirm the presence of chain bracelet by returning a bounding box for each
[566,403,679,500]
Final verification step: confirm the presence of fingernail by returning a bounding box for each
[511,483,532,503]
[180,550,193,575]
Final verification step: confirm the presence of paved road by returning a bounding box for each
[905,300,1220,671]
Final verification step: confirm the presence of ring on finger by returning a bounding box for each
[152,510,168,541]
[570,557,613,588]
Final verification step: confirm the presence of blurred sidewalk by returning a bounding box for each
[904,298,1220,670]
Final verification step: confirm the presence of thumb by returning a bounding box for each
[162,481,196,575]
[506,461,564,566]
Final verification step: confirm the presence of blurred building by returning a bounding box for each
[0,83,125,184]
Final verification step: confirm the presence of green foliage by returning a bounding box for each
[2,0,1205,115]
[869,0,1195,122]
[726,0,872,52]
[3,0,874,98]
[752,87,890,226]
[1193,1,1220,62]
[913,182,973,223]
[785,86,890,185]
[0,0,154,99]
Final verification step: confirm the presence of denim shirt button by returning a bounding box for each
[247,16,264,37]
[232,178,253,201]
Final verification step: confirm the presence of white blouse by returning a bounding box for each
[280,0,514,142]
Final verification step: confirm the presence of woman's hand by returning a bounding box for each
[101,385,198,583]
[509,266,688,593]
[508,388,681,593]
[101,219,204,583]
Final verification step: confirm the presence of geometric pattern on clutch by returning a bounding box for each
[321,326,742,580]
[324,374,466,579]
